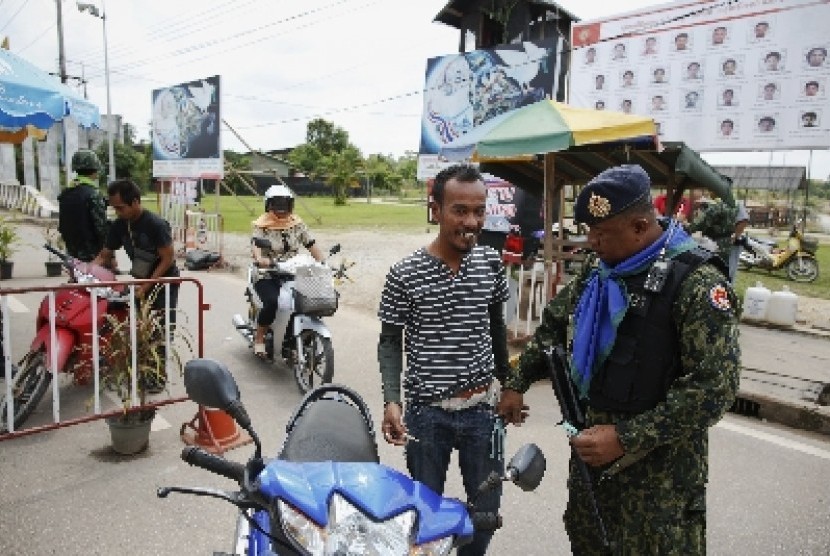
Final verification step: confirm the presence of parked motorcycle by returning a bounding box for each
[159,358,546,555]
[737,225,820,282]
[232,240,345,394]
[0,245,127,432]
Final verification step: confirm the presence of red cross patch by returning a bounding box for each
[709,284,731,311]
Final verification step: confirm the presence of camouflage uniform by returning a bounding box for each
[58,175,108,262]
[504,253,740,555]
[688,200,738,267]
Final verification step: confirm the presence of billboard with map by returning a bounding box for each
[152,75,222,178]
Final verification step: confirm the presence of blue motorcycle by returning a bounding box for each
[158,359,546,555]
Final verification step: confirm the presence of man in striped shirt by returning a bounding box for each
[377,164,511,555]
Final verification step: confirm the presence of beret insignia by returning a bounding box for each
[709,284,731,311]
[587,192,612,218]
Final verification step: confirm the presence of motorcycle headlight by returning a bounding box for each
[278,494,455,556]
[278,499,325,554]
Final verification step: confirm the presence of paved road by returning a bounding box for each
[1,266,829,555]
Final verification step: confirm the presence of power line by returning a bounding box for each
[70,0,261,64]
[17,23,55,54]
[0,0,27,34]
[77,0,357,80]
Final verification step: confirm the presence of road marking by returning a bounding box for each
[717,420,830,460]
[3,295,29,313]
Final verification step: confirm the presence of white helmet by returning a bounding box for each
[264,184,295,213]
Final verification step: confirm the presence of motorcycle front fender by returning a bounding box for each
[292,315,331,339]
[29,326,75,372]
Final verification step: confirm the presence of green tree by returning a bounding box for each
[364,154,394,195]
[322,145,363,205]
[122,123,137,146]
[306,118,349,156]
[96,142,142,186]
[287,143,323,178]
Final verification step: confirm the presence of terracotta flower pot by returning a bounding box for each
[106,409,156,455]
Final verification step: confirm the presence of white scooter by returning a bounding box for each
[232,239,343,394]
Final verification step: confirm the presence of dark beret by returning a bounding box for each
[574,164,652,225]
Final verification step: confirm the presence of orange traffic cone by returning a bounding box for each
[180,406,252,454]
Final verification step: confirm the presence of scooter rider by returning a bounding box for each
[251,185,324,359]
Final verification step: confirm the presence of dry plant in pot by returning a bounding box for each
[43,224,66,276]
[99,288,193,454]
[0,216,20,280]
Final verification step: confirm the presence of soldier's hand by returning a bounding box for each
[496,389,529,426]
[381,403,408,447]
[571,424,625,467]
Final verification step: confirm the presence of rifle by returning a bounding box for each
[545,345,610,552]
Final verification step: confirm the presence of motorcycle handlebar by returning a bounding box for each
[181,446,245,484]
[471,512,502,531]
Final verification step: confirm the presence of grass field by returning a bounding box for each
[733,240,830,300]
[151,193,830,300]
[170,194,431,233]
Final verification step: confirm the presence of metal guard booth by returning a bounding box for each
[477,141,735,298]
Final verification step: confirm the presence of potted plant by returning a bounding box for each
[43,224,65,277]
[99,289,192,455]
[0,216,19,280]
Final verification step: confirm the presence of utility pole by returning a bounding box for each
[56,0,68,83]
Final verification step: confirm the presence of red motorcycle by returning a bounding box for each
[0,245,128,432]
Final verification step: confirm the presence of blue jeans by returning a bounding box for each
[404,404,504,556]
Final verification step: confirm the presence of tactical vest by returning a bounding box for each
[587,247,728,413]
[57,185,96,246]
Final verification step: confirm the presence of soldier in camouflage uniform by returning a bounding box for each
[497,165,740,555]
[57,150,108,262]
[687,196,738,270]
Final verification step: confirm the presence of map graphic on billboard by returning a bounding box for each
[569,0,830,152]
[152,75,222,178]
[418,37,563,179]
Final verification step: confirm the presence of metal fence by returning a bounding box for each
[0,276,208,441]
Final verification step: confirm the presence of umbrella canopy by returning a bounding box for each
[472,100,656,159]
[0,48,100,133]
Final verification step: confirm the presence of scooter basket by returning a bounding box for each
[801,237,819,254]
[294,265,338,317]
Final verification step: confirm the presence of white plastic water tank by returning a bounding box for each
[766,286,799,327]
[742,282,771,322]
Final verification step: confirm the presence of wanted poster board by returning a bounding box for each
[570,0,830,151]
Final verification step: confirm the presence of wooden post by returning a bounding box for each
[543,153,556,303]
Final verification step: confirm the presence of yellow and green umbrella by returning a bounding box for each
[470,99,656,160]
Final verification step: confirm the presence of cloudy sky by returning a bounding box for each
[2,0,827,178]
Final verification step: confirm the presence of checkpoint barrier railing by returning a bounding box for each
[0,276,209,441]
[0,182,58,218]
[158,196,225,263]
[183,210,225,259]
[507,237,590,340]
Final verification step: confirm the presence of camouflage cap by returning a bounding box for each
[71,149,101,173]
[574,164,652,225]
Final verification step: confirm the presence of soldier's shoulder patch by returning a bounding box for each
[709,284,731,311]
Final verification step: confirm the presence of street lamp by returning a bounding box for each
[77,1,115,184]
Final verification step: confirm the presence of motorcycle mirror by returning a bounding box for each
[505,443,546,492]
[252,238,273,251]
[184,359,242,411]
[329,243,341,255]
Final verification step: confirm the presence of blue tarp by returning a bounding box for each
[0,48,100,131]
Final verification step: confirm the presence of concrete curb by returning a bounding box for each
[733,390,830,435]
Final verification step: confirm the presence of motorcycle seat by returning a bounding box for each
[279,398,379,463]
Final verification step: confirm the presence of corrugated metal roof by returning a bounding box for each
[433,0,578,28]
[479,142,735,204]
[712,166,807,191]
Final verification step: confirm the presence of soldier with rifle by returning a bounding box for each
[497,165,740,555]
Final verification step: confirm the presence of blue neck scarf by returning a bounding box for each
[571,220,696,398]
